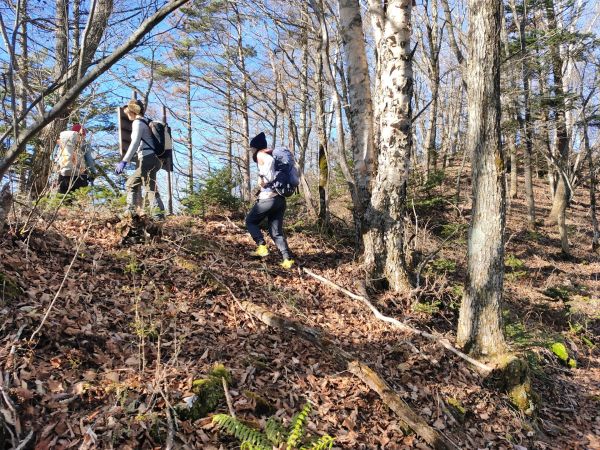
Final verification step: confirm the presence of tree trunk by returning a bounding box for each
[508,132,518,199]
[456,0,506,357]
[234,4,251,202]
[315,6,329,228]
[510,0,536,228]
[338,0,375,225]
[424,0,441,178]
[363,0,413,293]
[186,54,194,195]
[544,0,570,255]
[583,120,599,251]
[28,0,114,198]
[29,0,69,197]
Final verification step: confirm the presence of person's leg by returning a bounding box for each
[57,175,69,194]
[142,155,165,219]
[246,199,274,247]
[267,196,291,261]
[71,174,89,192]
[125,163,143,214]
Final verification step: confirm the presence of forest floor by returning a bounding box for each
[0,170,599,450]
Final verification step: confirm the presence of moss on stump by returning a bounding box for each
[487,353,538,415]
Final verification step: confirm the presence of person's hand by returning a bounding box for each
[115,161,127,174]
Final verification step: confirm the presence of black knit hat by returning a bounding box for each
[250,132,267,150]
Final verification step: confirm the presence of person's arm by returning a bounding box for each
[122,119,142,163]
[83,143,96,175]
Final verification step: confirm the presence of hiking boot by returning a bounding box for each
[252,244,269,257]
[280,259,294,269]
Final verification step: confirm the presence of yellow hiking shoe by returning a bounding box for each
[280,259,295,269]
[252,244,269,257]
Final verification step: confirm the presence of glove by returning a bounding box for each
[115,161,127,174]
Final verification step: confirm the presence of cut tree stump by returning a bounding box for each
[239,300,457,450]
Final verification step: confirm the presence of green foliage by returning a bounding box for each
[287,402,311,448]
[423,170,446,192]
[213,414,272,450]
[412,300,441,315]
[182,167,241,216]
[409,196,445,210]
[505,254,524,271]
[212,402,335,450]
[429,257,456,273]
[438,223,468,241]
[543,286,571,301]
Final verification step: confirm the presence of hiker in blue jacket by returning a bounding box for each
[246,132,294,269]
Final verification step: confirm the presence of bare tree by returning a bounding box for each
[0,0,191,180]
[363,0,414,292]
[456,0,506,356]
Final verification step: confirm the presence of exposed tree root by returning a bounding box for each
[301,267,493,375]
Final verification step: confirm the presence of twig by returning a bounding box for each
[222,377,236,418]
[13,429,34,450]
[302,267,493,375]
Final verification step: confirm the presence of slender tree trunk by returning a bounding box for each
[457,0,506,356]
[234,5,251,202]
[510,0,536,228]
[18,0,30,194]
[544,0,570,256]
[314,3,329,228]
[338,0,375,226]
[508,132,518,199]
[583,120,599,251]
[186,55,193,194]
[363,0,413,293]
[424,0,441,178]
[29,0,69,197]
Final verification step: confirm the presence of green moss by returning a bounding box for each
[175,256,200,272]
[488,354,537,415]
[551,342,577,368]
[177,364,232,421]
[0,272,22,302]
[446,397,466,422]
[508,383,535,414]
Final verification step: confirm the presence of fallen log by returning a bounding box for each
[302,267,493,375]
[240,300,457,450]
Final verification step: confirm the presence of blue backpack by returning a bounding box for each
[268,147,300,197]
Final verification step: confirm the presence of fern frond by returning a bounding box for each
[286,402,311,449]
[265,416,286,444]
[212,414,271,450]
[302,435,335,450]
